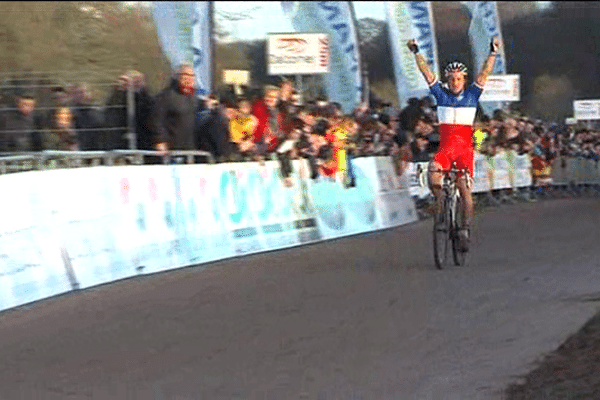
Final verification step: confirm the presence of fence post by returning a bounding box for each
[126,80,136,150]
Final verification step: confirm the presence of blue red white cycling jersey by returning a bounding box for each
[428,80,484,176]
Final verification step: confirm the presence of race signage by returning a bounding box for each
[267,32,329,75]
[574,100,600,120]
[480,74,520,102]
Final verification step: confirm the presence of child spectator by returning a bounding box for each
[229,97,258,160]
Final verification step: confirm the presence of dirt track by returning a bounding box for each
[1,198,600,400]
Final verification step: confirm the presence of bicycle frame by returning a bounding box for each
[432,163,471,269]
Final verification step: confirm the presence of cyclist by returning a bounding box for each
[407,37,502,251]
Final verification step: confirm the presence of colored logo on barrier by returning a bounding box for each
[220,169,247,225]
[218,164,319,244]
[310,164,375,230]
[120,178,130,204]
[345,164,376,226]
[149,178,158,202]
[164,201,174,228]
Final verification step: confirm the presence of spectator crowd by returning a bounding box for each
[1,64,599,190]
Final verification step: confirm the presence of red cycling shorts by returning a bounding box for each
[432,142,474,177]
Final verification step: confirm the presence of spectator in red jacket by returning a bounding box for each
[251,85,281,156]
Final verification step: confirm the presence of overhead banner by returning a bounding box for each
[461,1,507,116]
[268,33,329,75]
[152,1,212,96]
[480,74,520,102]
[281,1,363,113]
[386,1,440,108]
[574,100,600,120]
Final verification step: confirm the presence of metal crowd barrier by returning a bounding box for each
[0,150,215,174]
[547,156,600,198]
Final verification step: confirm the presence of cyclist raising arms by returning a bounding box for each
[407,37,501,251]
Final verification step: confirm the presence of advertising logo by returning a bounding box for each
[277,38,309,54]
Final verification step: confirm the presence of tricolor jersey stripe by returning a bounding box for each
[429,80,484,145]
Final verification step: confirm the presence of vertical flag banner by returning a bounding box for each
[191,1,212,96]
[386,1,440,108]
[152,1,212,96]
[281,1,363,113]
[461,1,507,116]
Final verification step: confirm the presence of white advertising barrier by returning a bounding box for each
[551,157,569,186]
[41,167,132,290]
[408,162,430,200]
[0,171,73,311]
[408,151,532,196]
[493,151,512,190]
[358,157,418,229]
[514,153,533,188]
[267,33,329,75]
[580,158,600,185]
[0,157,415,313]
[473,153,492,193]
[307,158,380,240]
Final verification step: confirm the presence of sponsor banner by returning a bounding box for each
[288,160,322,245]
[267,33,329,75]
[574,100,600,121]
[369,157,418,228]
[565,117,577,125]
[191,1,212,96]
[178,164,234,264]
[45,167,131,289]
[514,154,532,188]
[282,1,363,113]
[408,161,430,200]
[243,162,299,251]
[152,2,212,96]
[480,74,520,102]
[0,171,72,311]
[152,2,193,67]
[213,160,320,255]
[551,157,570,185]
[407,152,532,196]
[570,157,582,184]
[461,1,507,116]
[215,163,265,256]
[0,157,433,312]
[115,166,181,275]
[307,158,378,239]
[386,1,440,108]
[473,153,492,192]
[493,151,511,189]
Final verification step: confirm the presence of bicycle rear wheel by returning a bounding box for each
[433,197,452,269]
[451,194,467,266]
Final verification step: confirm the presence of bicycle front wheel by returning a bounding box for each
[433,198,452,270]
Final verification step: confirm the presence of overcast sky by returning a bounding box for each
[213,1,554,43]
[214,1,385,42]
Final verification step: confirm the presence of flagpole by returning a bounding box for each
[209,0,215,95]
[348,1,368,108]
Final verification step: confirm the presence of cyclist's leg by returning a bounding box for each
[457,174,474,228]
[429,149,450,214]
[456,148,475,231]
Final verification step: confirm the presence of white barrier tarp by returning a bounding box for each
[0,171,72,310]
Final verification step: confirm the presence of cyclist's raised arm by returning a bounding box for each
[475,37,502,88]
[407,39,436,86]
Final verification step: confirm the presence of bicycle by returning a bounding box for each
[431,163,471,269]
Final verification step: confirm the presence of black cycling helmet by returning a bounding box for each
[444,61,468,77]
